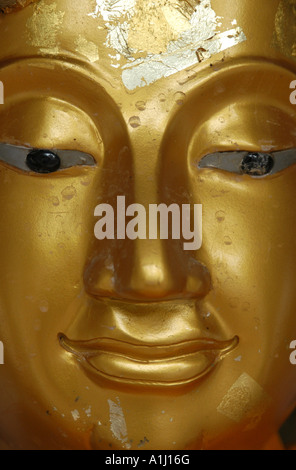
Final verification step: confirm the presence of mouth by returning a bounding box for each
[59,333,239,388]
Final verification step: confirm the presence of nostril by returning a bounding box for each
[83,240,212,302]
[186,263,212,297]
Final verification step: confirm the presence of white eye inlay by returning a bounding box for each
[198,149,296,177]
[0,143,96,173]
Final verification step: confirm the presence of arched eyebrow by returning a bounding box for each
[0,0,38,14]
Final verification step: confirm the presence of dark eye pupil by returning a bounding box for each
[26,150,61,174]
[240,152,274,176]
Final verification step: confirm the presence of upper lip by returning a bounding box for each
[59,333,239,387]
[59,334,238,362]
[58,298,239,387]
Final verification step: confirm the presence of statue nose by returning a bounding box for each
[83,132,210,302]
[83,235,211,302]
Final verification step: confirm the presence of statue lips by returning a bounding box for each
[59,334,239,388]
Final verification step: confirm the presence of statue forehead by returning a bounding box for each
[88,0,248,90]
[1,0,295,93]
[20,0,248,91]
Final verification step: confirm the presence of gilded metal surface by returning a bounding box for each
[0,0,295,451]
[273,0,296,60]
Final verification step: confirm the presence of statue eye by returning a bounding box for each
[0,143,96,173]
[26,150,61,174]
[198,149,296,177]
[240,152,274,176]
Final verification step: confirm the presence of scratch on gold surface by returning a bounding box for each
[273,0,296,60]
[75,35,100,63]
[26,0,64,55]
[217,373,271,427]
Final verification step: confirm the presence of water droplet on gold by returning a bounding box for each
[215,211,225,222]
[39,300,49,313]
[50,196,60,206]
[224,236,232,246]
[62,186,76,201]
[80,179,91,187]
[174,91,186,105]
[135,101,146,111]
[158,93,166,102]
[129,116,141,128]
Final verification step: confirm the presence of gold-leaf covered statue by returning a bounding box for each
[0,0,295,450]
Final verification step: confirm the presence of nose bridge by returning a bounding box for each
[127,130,190,297]
[118,128,174,296]
[84,126,211,301]
[130,126,162,204]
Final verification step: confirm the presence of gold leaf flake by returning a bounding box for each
[26,0,64,55]
[89,0,246,90]
[75,35,100,63]
[217,373,271,425]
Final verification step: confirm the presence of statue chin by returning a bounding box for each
[0,0,295,450]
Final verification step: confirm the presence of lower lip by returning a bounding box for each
[74,349,228,388]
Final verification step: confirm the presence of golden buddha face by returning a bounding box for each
[0,0,296,450]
